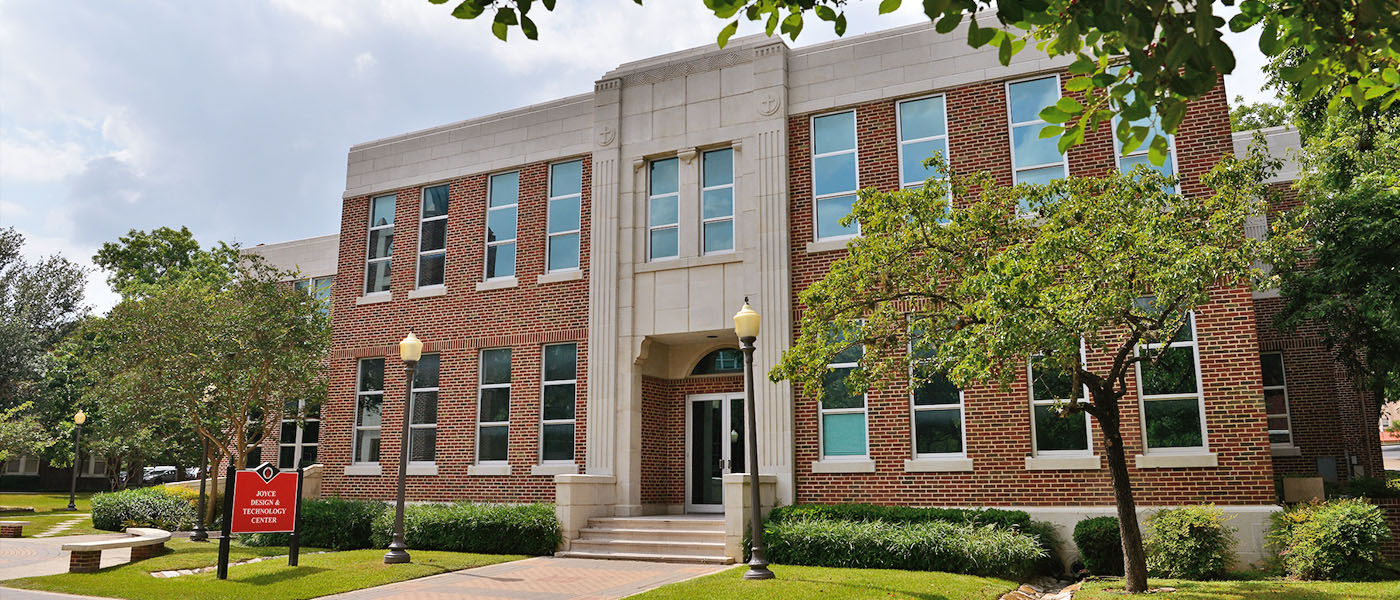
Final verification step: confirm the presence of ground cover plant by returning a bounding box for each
[369,501,560,556]
[1,538,523,600]
[624,564,1018,600]
[241,497,386,550]
[1268,498,1392,581]
[91,486,197,532]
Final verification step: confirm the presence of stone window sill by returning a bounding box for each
[530,463,580,476]
[476,277,519,292]
[538,270,584,284]
[904,457,974,472]
[1271,444,1303,457]
[1134,452,1218,469]
[633,253,743,274]
[1025,455,1101,471]
[467,464,512,476]
[810,459,875,474]
[407,286,447,299]
[344,463,382,476]
[355,293,392,306]
[805,238,855,254]
[406,463,437,476]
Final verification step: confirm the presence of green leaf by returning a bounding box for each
[429,0,449,4]
[815,5,837,21]
[517,0,532,15]
[541,0,556,11]
[1207,39,1235,73]
[520,14,538,40]
[1194,1,1214,46]
[1055,96,1084,113]
[835,13,847,36]
[1065,76,1093,92]
[1258,18,1280,56]
[717,20,739,47]
[1038,125,1066,139]
[921,0,951,19]
[935,11,963,34]
[491,7,517,41]
[998,33,1012,64]
[968,22,996,48]
[451,0,486,19]
[781,11,803,41]
[879,0,902,15]
[1039,105,1073,124]
[1147,135,1169,166]
[1383,68,1400,85]
[765,12,778,37]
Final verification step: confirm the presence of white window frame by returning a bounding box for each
[3,455,39,475]
[540,343,578,464]
[1135,311,1209,454]
[700,148,736,255]
[353,358,384,465]
[647,157,680,262]
[477,348,511,465]
[896,94,952,191]
[1006,75,1070,217]
[1027,343,1094,457]
[546,161,583,272]
[1110,69,1181,195]
[908,336,967,459]
[484,171,518,281]
[811,109,860,242]
[364,193,395,294]
[81,453,107,478]
[820,335,868,461]
[1261,351,1294,447]
[416,184,449,289]
[278,398,319,470]
[408,354,439,465]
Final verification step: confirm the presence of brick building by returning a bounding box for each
[247,22,1383,565]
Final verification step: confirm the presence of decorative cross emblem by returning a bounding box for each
[758,93,780,116]
[598,125,616,147]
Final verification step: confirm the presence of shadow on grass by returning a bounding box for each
[235,566,331,586]
[777,574,961,600]
[1085,576,1400,600]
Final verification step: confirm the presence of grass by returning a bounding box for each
[1074,576,1400,600]
[625,564,1018,600]
[0,492,106,537]
[2,538,524,600]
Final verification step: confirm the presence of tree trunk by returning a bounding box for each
[1097,399,1150,593]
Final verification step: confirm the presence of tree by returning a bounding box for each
[424,0,1399,163]
[0,402,55,464]
[1229,96,1288,132]
[93,226,241,298]
[770,152,1274,593]
[0,228,88,411]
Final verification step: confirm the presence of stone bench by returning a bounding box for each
[61,527,171,573]
[0,520,29,537]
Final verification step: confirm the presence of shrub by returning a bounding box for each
[1327,476,1400,499]
[1144,505,1236,580]
[767,504,1033,530]
[91,487,197,532]
[1269,499,1392,581]
[240,498,387,550]
[1073,516,1124,576]
[369,502,559,555]
[764,517,1046,579]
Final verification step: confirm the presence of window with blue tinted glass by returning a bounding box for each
[1113,77,1178,193]
[898,95,952,222]
[821,325,867,458]
[1007,76,1068,213]
[811,111,859,240]
[417,185,449,288]
[649,158,679,260]
[909,328,964,455]
[702,148,735,254]
[548,160,583,271]
[365,194,395,294]
[485,172,518,279]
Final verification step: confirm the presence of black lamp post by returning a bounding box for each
[733,299,774,580]
[191,437,210,542]
[66,410,86,511]
[385,330,423,565]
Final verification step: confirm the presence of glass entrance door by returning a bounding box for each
[686,393,746,513]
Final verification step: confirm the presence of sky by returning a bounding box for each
[0,0,1274,313]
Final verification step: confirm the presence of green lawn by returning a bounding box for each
[10,512,106,537]
[625,565,1018,600]
[1074,577,1400,600]
[2,539,524,600]
[0,492,106,537]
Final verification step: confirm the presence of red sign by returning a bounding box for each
[230,463,300,534]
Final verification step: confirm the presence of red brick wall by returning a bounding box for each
[787,73,1277,506]
[1373,497,1400,559]
[640,374,745,506]
[323,157,592,502]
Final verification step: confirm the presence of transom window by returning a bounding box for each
[278,398,320,470]
[910,332,964,456]
[485,172,519,280]
[418,184,449,287]
[701,148,735,254]
[692,348,743,375]
[897,95,951,211]
[821,327,867,459]
[541,343,578,463]
[1028,354,1092,455]
[547,160,583,271]
[648,158,679,260]
[1137,308,1207,451]
[354,358,384,463]
[812,111,859,241]
[410,354,440,463]
[1007,76,1069,214]
[364,194,395,294]
[1261,352,1293,446]
[478,348,511,464]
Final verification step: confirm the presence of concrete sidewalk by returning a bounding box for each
[0,533,132,581]
[317,556,729,600]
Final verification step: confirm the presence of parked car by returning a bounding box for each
[141,466,179,485]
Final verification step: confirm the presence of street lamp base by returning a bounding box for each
[190,530,209,542]
[384,548,411,564]
[743,561,775,580]
[64,505,78,511]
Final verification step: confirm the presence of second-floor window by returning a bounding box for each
[1029,356,1092,455]
[355,358,384,463]
[418,184,449,287]
[649,158,679,261]
[478,348,511,464]
[898,96,950,190]
[1261,352,1293,446]
[409,354,440,463]
[812,110,859,241]
[279,398,320,470]
[1007,76,1068,214]
[1137,310,1206,452]
[1113,71,1177,193]
[294,276,334,315]
[548,160,583,271]
[702,148,735,254]
[486,172,519,280]
[365,194,395,294]
[541,343,578,462]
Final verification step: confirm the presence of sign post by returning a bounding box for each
[216,463,235,580]
[289,465,304,566]
[217,462,302,580]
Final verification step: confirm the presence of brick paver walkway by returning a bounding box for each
[317,556,729,600]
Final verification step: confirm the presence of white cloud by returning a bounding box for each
[1,200,29,219]
[353,51,377,74]
[0,128,88,182]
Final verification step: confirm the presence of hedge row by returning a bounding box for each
[764,517,1047,579]
[369,502,560,556]
[767,504,1033,530]
[240,498,387,550]
[91,487,198,532]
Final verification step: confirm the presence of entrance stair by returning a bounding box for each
[556,515,732,564]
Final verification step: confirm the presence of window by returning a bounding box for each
[648,158,679,260]
[821,328,867,459]
[409,354,440,463]
[418,184,449,287]
[541,343,577,462]
[354,358,384,463]
[295,276,335,314]
[701,148,735,254]
[485,172,518,279]
[246,408,266,466]
[364,194,395,294]
[2,455,39,475]
[1137,310,1206,451]
[478,348,511,463]
[1007,76,1068,213]
[812,111,859,240]
[278,398,320,470]
[898,95,951,204]
[1261,352,1293,446]
[1112,71,1177,193]
[692,348,743,375]
[547,161,583,271]
[81,453,107,478]
[910,334,964,456]
[1029,355,1092,455]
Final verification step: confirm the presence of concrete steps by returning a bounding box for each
[557,516,733,564]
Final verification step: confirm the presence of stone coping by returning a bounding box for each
[62,527,170,552]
